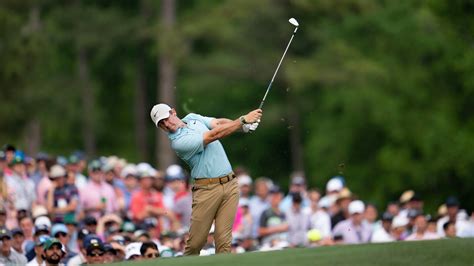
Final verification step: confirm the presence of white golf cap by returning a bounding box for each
[348,200,365,215]
[237,174,252,186]
[125,242,142,260]
[35,216,52,228]
[392,215,409,228]
[49,164,66,179]
[150,103,171,127]
[120,164,137,178]
[326,178,344,192]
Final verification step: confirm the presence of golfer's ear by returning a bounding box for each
[170,109,177,116]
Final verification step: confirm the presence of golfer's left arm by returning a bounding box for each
[204,109,262,145]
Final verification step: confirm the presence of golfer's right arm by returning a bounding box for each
[203,109,262,145]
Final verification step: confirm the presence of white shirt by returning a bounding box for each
[371,227,394,243]
[309,208,332,238]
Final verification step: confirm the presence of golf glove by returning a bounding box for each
[242,122,259,133]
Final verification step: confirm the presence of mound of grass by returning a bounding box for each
[117,238,474,266]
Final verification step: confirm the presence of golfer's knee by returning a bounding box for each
[185,238,206,255]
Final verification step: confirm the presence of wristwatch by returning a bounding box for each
[239,116,248,125]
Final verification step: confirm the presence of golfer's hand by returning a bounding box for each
[242,122,259,133]
[244,109,262,124]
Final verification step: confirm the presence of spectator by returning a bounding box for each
[119,165,138,210]
[364,203,379,231]
[140,241,159,260]
[46,165,79,223]
[83,235,105,265]
[66,229,89,266]
[234,198,253,239]
[332,200,372,244]
[308,188,332,239]
[11,228,25,255]
[35,155,53,206]
[80,160,118,220]
[405,213,440,241]
[0,228,28,264]
[65,155,87,190]
[279,172,310,213]
[166,165,192,229]
[26,235,50,266]
[443,221,457,238]
[371,212,394,243]
[258,186,288,247]
[130,166,178,233]
[42,238,66,266]
[436,196,467,237]
[5,152,36,212]
[386,201,400,217]
[102,243,119,263]
[102,160,126,214]
[237,173,252,200]
[285,193,311,247]
[249,177,272,238]
[331,188,353,228]
[125,242,142,261]
[51,223,77,264]
[83,216,97,235]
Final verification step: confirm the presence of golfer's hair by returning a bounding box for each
[140,241,158,256]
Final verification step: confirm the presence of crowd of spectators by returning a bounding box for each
[0,144,473,264]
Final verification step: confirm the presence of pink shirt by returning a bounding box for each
[80,181,118,219]
[36,176,52,205]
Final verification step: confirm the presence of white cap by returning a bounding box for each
[237,174,252,186]
[392,215,409,228]
[125,242,142,260]
[35,216,52,228]
[32,205,48,219]
[120,164,137,178]
[318,195,337,209]
[49,164,66,178]
[348,200,365,215]
[136,162,153,177]
[326,178,344,192]
[150,104,171,127]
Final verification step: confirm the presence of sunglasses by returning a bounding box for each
[55,232,67,238]
[88,252,104,257]
[145,252,159,258]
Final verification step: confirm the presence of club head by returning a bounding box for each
[289,18,299,27]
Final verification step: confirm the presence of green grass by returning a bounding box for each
[117,238,474,266]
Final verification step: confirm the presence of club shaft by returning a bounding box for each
[259,27,298,109]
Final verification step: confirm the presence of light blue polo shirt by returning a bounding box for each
[168,113,233,179]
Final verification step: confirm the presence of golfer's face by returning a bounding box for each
[159,112,179,133]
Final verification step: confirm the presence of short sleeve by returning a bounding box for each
[185,113,214,129]
[172,132,204,160]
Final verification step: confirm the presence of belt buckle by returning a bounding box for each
[219,176,227,184]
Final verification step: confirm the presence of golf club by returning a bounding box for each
[258,18,299,110]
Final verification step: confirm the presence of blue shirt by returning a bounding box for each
[168,113,232,179]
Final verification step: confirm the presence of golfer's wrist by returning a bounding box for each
[239,116,249,125]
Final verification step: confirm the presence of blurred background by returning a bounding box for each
[1,0,473,213]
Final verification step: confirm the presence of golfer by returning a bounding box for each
[150,103,262,255]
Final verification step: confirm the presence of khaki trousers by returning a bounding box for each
[184,177,239,255]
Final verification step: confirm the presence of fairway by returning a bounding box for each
[117,238,474,266]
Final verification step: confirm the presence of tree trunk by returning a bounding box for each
[287,93,305,173]
[23,4,42,156]
[135,55,148,162]
[134,0,152,162]
[156,0,177,169]
[24,119,41,156]
[78,47,96,157]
